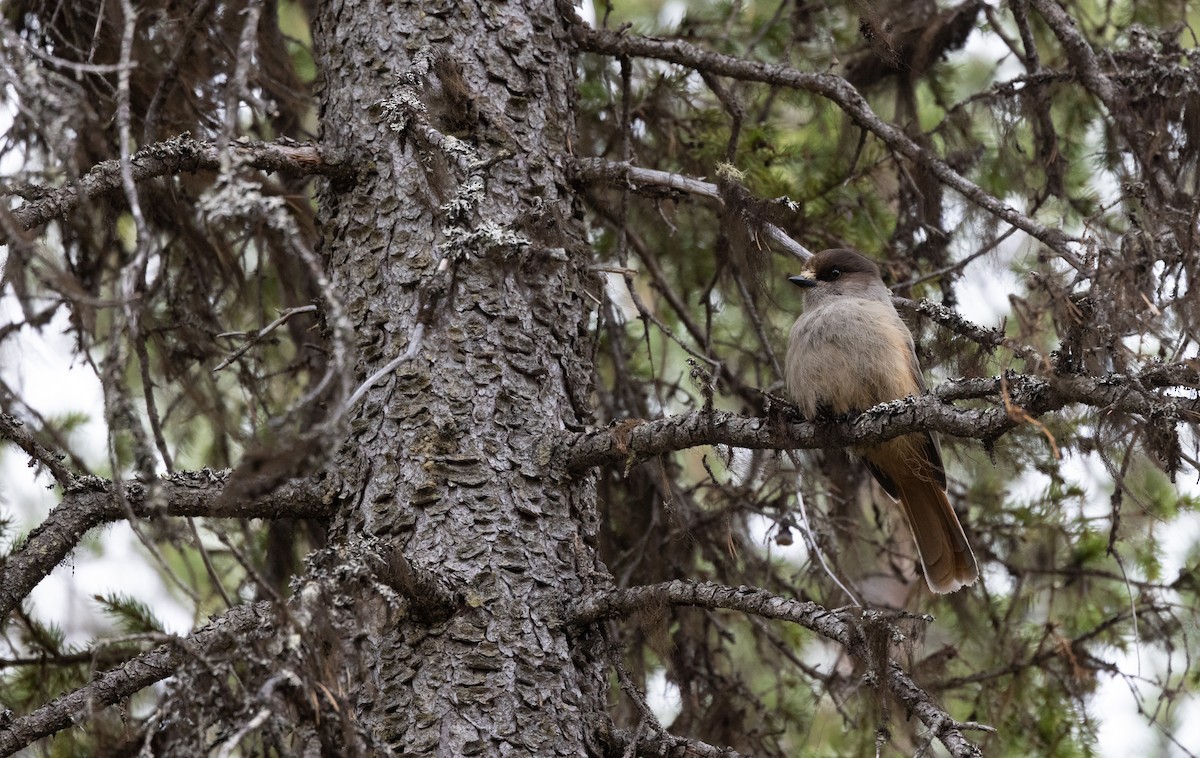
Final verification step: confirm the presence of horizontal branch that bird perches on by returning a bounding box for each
[568,579,988,758]
[0,601,277,757]
[558,366,1200,473]
[0,473,328,623]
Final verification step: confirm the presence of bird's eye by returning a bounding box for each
[827,268,841,280]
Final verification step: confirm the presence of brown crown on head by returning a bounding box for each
[808,249,880,281]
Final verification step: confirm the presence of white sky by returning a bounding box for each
[0,303,195,637]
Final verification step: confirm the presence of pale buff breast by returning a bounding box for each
[785,297,921,418]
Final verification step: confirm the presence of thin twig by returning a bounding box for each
[571,25,1079,266]
[0,412,76,486]
[0,602,277,757]
[572,158,812,259]
[896,224,1020,288]
[213,305,319,372]
[569,580,987,758]
[787,451,862,605]
[344,323,426,411]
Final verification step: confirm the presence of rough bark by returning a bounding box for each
[308,0,607,753]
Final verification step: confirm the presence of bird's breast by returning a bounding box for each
[785,298,920,417]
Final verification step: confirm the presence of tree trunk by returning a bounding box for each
[310,0,606,753]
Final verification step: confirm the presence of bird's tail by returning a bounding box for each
[892,469,978,593]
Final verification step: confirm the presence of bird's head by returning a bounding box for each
[789,248,888,304]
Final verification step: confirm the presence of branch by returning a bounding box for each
[213,304,319,372]
[571,158,812,259]
[4,135,352,237]
[0,413,75,486]
[0,601,276,757]
[591,720,748,757]
[570,25,1078,266]
[893,296,1045,366]
[361,538,459,623]
[570,580,984,758]
[0,473,327,622]
[558,367,1200,472]
[571,579,843,632]
[1025,0,1165,197]
[571,158,1050,364]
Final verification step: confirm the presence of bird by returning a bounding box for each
[784,248,978,593]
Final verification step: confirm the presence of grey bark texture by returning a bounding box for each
[140,2,611,755]
[306,0,607,754]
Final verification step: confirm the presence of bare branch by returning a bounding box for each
[4,135,352,238]
[0,601,276,757]
[0,412,75,486]
[570,25,1078,266]
[559,367,1200,472]
[571,158,812,259]
[1025,0,1167,198]
[570,579,842,632]
[213,304,319,372]
[573,156,724,200]
[569,580,984,758]
[592,721,749,757]
[0,474,327,622]
[344,323,427,411]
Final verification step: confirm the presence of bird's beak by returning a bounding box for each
[788,270,816,288]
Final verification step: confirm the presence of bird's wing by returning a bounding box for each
[907,337,948,490]
[862,457,900,499]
